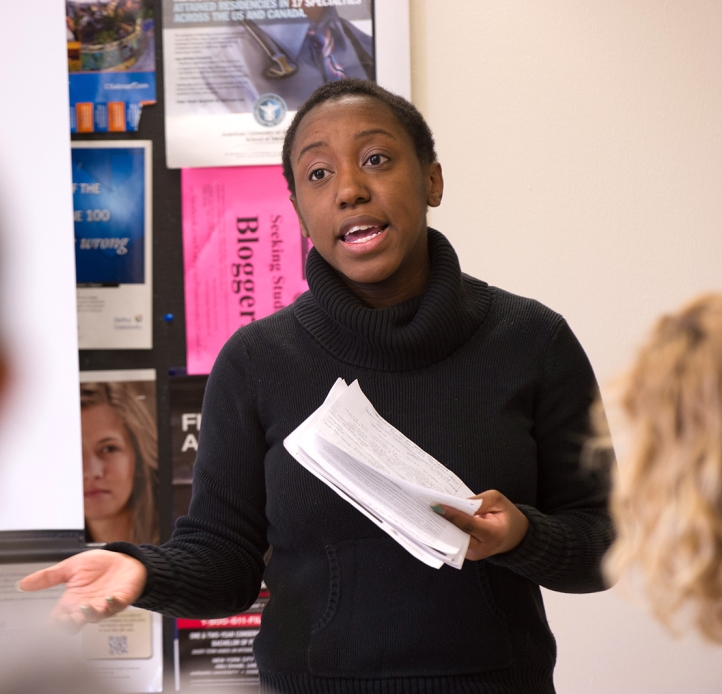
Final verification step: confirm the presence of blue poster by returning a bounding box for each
[67,1,156,133]
[72,146,146,285]
[73,141,153,349]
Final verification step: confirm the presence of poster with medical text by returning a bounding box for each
[182,165,309,374]
[73,141,153,349]
[162,0,410,168]
[67,0,157,133]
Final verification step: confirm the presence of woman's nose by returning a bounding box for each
[335,164,370,208]
[82,452,104,479]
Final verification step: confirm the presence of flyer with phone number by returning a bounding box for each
[169,373,266,690]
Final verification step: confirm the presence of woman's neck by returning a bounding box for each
[341,249,431,309]
[87,510,133,543]
[343,272,429,309]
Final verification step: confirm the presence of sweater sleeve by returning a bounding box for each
[106,331,269,618]
[486,317,615,593]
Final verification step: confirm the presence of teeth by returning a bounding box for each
[346,230,382,244]
[344,225,376,237]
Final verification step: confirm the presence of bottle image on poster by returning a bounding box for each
[73,141,153,349]
[170,373,266,691]
[67,0,157,133]
[78,369,163,692]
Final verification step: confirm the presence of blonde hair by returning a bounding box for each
[605,293,722,642]
[81,381,159,545]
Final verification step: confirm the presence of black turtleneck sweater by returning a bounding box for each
[109,230,612,694]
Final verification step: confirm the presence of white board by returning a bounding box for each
[0,1,83,531]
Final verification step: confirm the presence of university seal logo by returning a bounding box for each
[253,94,287,127]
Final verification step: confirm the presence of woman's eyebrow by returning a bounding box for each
[97,435,124,445]
[296,140,327,163]
[295,129,397,163]
[354,128,396,141]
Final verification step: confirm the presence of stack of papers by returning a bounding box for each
[284,379,482,569]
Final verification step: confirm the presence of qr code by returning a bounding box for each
[108,635,128,656]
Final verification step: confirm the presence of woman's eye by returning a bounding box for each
[365,153,387,166]
[309,168,327,181]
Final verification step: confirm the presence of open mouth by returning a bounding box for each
[341,224,388,244]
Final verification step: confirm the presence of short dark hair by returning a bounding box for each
[281,79,437,194]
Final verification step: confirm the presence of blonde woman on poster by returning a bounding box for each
[81,380,159,545]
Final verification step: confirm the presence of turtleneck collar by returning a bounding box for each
[293,229,492,371]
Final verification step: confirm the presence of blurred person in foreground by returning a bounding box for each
[0,647,104,694]
[0,256,101,694]
[0,238,8,412]
[604,293,722,642]
[0,349,7,410]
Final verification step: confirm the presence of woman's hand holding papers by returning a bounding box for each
[432,490,529,561]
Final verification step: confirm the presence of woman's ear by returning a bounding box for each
[426,162,444,208]
[290,195,311,239]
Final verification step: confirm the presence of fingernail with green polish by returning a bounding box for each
[431,504,445,515]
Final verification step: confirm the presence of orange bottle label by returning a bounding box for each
[108,102,127,132]
[75,103,94,133]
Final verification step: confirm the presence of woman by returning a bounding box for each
[22,80,613,693]
[604,293,722,642]
[81,381,159,545]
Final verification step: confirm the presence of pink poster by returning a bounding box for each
[182,166,310,375]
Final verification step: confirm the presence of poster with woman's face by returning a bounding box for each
[79,369,158,545]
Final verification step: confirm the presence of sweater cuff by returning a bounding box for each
[104,542,175,611]
[485,504,562,573]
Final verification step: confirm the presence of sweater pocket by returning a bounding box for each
[307,537,513,678]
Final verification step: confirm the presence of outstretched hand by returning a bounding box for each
[18,550,147,632]
[433,490,529,561]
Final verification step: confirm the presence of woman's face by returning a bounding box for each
[82,404,136,522]
[290,95,443,305]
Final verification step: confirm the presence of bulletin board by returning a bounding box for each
[68,0,410,690]
[70,13,183,686]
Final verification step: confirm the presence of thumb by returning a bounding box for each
[18,560,73,592]
[432,503,477,535]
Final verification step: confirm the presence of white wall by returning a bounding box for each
[0,1,84,531]
[409,1,722,691]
